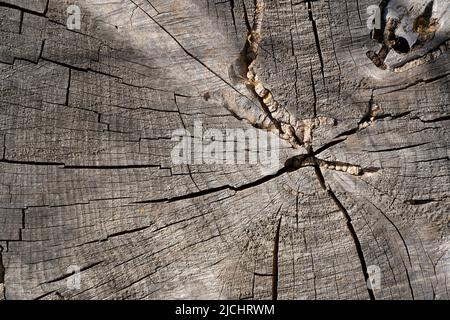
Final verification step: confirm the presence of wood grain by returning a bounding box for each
[0,0,448,300]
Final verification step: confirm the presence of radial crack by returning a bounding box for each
[327,188,376,300]
[312,165,376,300]
[42,260,104,285]
[0,244,5,300]
[272,215,282,300]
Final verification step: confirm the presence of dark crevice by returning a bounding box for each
[376,111,411,120]
[5,40,47,66]
[0,159,64,166]
[65,68,71,106]
[103,225,151,241]
[254,88,287,137]
[362,167,382,174]
[134,166,289,204]
[0,245,5,287]
[307,1,325,83]
[186,165,201,191]
[267,21,278,72]
[358,94,373,126]
[135,185,229,204]
[272,216,282,300]
[33,290,57,301]
[40,57,123,80]
[326,188,376,300]
[392,37,410,54]
[366,142,430,153]
[253,273,273,278]
[310,66,317,118]
[42,260,104,285]
[404,199,437,205]
[242,0,252,33]
[289,28,295,56]
[312,160,327,190]
[144,0,159,14]
[333,125,359,139]
[251,273,256,299]
[325,101,369,139]
[20,209,25,241]
[0,159,162,170]
[402,260,415,300]
[355,0,362,25]
[37,39,45,61]
[18,10,24,34]
[313,138,347,156]
[43,0,49,16]
[229,0,238,35]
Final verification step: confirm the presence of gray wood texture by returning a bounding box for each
[0,0,448,300]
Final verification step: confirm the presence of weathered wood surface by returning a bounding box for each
[0,0,448,300]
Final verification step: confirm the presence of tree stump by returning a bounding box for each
[0,0,448,300]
